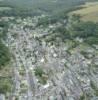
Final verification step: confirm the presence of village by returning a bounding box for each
[0,16,97,100]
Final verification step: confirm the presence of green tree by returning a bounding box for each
[0,40,10,69]
[0,78,12,94]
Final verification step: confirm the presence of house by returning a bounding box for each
[0,94,5,100]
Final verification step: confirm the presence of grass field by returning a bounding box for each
[69,2,98,22]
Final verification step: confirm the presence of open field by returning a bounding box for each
[69,2,98,22]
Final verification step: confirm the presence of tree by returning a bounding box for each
[0,78,12,94]
[0,40,10,69]
[67,15,98,39]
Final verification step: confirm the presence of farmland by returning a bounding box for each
[69,2,98,22]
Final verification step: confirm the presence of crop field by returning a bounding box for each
[69,2,98,22]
